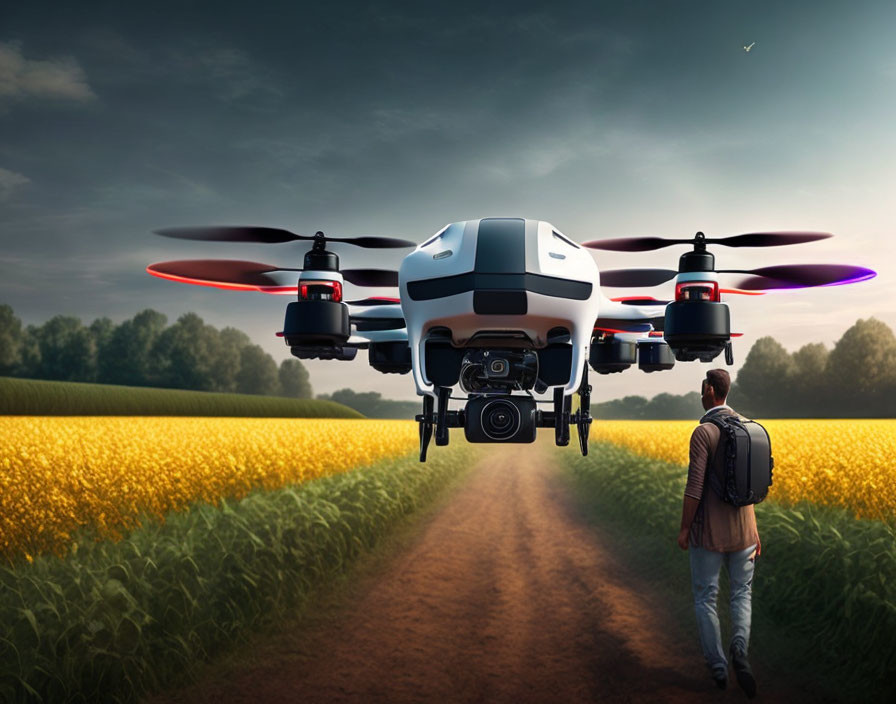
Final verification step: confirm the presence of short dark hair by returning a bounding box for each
[703,369,731,399]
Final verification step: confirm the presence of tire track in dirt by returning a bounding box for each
[147,439,801,703]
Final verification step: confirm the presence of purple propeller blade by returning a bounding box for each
[726,264,876,290]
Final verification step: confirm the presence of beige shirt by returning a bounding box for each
[685,408,760,552]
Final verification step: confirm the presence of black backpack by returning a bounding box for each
[700,410,774,506]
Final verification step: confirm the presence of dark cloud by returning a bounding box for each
[0,0,893,400]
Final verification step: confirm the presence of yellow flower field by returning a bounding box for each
[593,419,896,522]
[0,417,418,562]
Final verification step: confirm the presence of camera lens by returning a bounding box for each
[481,399,521,440]
[488,358,508,376]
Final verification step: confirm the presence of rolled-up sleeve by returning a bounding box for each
[685,424,713,500]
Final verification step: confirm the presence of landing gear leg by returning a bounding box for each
[435,386,451,446]
[418,395,433,462]
[554,387,570,446]
[725,340,734,366]
[575,362,592,456]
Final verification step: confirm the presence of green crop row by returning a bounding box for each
[0,443,478,703]
[564,441,896,704]
[0,376,362,417]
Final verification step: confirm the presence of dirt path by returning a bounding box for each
[147,440,804,704]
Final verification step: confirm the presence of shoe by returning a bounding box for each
[730,645,757,698]
[711,667,728,690]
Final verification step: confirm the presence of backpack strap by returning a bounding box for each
[699,410,736,503]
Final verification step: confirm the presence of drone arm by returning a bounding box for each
[597,293,667,321]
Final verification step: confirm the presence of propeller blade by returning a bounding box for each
[708,231,832,247]
[155,226,303,244]
[721,264,876,290]
[334,236,417,248]
[155,226,416,248]
[583,237,692,252]
[600,268,679,287]
[342,269,399,287]
[147,259,295,289]
[610,296,671,306]
[583,231,833,251]
[345,297,402,306]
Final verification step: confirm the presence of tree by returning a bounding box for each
[31,315,97,381]
[278,359,312,398]
[732,337,796,417]
[150,313,220,391]
[214,327,252,392]
[791,342,830,413]
[235,344,280,395]
[0,304,23,375]
[644,391,702,419]
[826,318,896,416]
[98,310,167,386]
[19,325,41,378]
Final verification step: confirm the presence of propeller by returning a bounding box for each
[155,226,417,249]
[147,259,399,289]
[583,231,833,252]
[600,264,875,290]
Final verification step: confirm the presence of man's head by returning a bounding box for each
[701,369,731,411]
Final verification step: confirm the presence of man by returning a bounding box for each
[677,369,760,697]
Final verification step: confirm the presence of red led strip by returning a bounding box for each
[147,266,259,291]
[720,288,766,296]
[675,280,720,302]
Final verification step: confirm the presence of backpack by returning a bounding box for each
[700,410,774,506]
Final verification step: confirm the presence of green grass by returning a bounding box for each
[0,376,362,418]
[0,443,479,703]
[563,441,896,704]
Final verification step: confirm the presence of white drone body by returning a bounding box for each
[399,218,603,397]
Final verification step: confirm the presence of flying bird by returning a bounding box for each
[743,42,755,52]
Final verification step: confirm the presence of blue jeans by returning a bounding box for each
[689,544,757,673]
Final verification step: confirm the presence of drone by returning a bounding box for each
[147,218,875,461]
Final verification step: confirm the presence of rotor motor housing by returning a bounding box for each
[589,336,637,374]
[368,341,412,374]
[637,340,676,372]
[663,300,730,362]
[290,345,357,361]
[283,300,350,346]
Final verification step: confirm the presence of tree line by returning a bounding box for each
[0,305,312,398]
[316,388,420,419]
[595,317,896,419]
[4,304,893,417]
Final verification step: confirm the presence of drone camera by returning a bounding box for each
[459,349,538,393]
[464,395,537,443]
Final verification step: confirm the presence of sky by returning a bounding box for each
[1,0,894,404]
